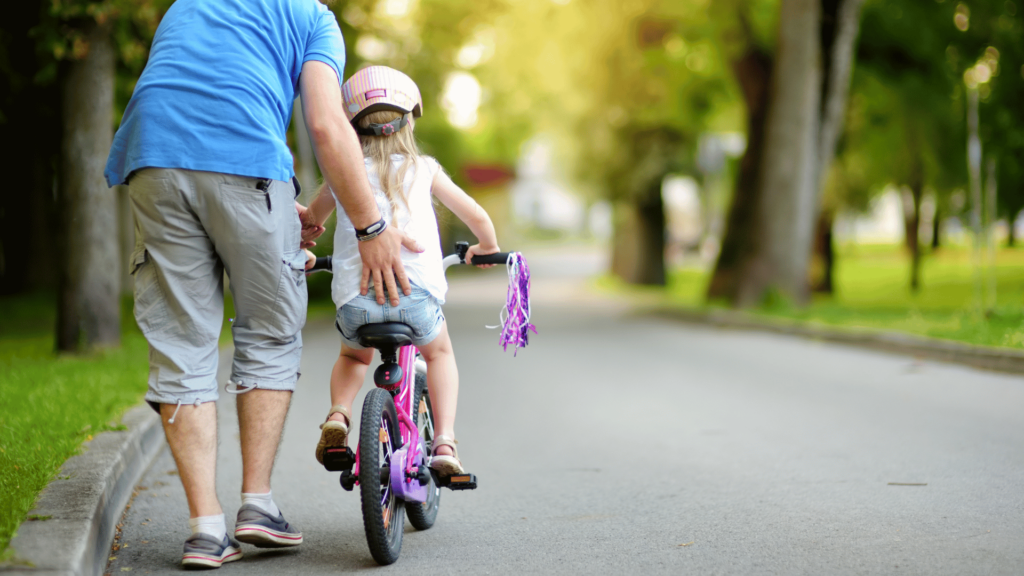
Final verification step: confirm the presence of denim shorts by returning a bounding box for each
[336,286,445,349]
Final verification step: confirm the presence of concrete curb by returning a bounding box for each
[649,307,1024,375]
[1,404,164,576]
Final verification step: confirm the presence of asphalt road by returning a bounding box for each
[107,248,1024,575]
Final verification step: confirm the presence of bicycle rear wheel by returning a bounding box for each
[359,388,405,565]
[407,368,441,530]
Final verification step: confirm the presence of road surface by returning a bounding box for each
[107,246,1024,575]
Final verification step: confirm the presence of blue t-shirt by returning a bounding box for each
[105,0,345,187]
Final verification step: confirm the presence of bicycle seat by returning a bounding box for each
[356,323,415,350]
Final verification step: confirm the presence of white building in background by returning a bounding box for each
[834,187,905,244]
[510,137,586,233]
[662,175,702,248]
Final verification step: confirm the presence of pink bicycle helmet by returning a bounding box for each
[342,66,423,136]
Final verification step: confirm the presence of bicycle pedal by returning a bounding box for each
[339,470,356,491]
[434,471,478,491]
[322,446,355,472]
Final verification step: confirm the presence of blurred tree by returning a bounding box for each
[0,3,62,296]
[33,0,169,351]
[850,0,964,292]
[708,0,866,306]
[966,0,1024,246]
[836,0,1024,291]
[705,0,776,301]
[476,0,733,284]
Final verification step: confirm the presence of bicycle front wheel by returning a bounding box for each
[407,368,441,530]
[359,388,405,565]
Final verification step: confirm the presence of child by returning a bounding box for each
[314,66,499,475]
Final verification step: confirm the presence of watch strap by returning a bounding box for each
[355,218,387,242]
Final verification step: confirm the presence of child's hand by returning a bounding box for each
[466,244,501,269]
[304,249,317,271]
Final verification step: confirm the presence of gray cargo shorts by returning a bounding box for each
[128,168,307,412]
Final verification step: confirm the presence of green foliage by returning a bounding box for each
[837,0,966,214]
[837,0,1024,222]
[32,0,171,85]
[475,0,739,204]
[326,0,509,184]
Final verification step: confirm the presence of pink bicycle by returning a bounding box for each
[309,242,532,565]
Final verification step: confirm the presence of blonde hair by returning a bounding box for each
[357,110,421,214]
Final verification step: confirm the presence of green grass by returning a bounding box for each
[0,294,150,555]
[0,288,339,556]
[608,243,1024,349]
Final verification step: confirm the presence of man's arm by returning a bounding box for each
[299,60,421,305]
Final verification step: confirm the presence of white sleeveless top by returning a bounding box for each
[331,155,447,308]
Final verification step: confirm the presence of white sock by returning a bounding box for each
[188,514,226,541]
[241,490,280,517]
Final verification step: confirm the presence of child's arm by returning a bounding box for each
[431,169,500,267]
[297,184,335,248]
[303,249,317,270]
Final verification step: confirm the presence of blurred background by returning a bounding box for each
[2,0,1023,556]
[3,0,1024,352]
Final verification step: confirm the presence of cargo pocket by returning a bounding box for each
[130,247,170,336]
[219,182,278,241]
[267,250,308,340]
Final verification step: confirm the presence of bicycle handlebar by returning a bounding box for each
[306,247,511,275]
[464,252,511,265]
[310,255,333,273]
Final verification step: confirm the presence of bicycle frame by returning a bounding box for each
[316,244,499,496]
[350,345,430,502]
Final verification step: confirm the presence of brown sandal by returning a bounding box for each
[428,435,465,476]
[315,405,350,465]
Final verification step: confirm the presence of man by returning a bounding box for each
[104,0,418,568]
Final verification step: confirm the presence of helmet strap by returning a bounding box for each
[355,114,409,137]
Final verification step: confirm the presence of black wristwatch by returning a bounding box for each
[355,217,387,242]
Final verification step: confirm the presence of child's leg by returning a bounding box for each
[416,321,458,457]
[328,344,374,423]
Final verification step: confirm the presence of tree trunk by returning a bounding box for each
[816,0,865,190]
[734,0,823,307]
[905,174,924,292]
[1008,208,1018,247]
[706,42,772,302]
[811,210,835,293]
[118,185,134,295]
[931,206,942,250]
[610,180,666,285]
[0,3,61,295]
[56,24,120,352]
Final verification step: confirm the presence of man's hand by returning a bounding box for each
[295,202,326,249]
[358,227,424,306]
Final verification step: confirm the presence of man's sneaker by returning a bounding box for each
[234,504,303,548]
[181,533,242,569]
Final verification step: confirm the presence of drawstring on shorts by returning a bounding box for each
[226,380,257,395]
[167,398,202,424]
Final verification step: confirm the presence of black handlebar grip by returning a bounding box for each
[310,255,333,272]
[467,252,511,265]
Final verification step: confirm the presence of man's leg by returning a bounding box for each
[237,389,291,494]
[196,174,306,547]
[129,168,240,567]
[161,402,221,517]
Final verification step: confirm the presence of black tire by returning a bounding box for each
[359,388,404,565]
[407,367,441,530]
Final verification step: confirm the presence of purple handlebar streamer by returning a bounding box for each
[490,252,536,355]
